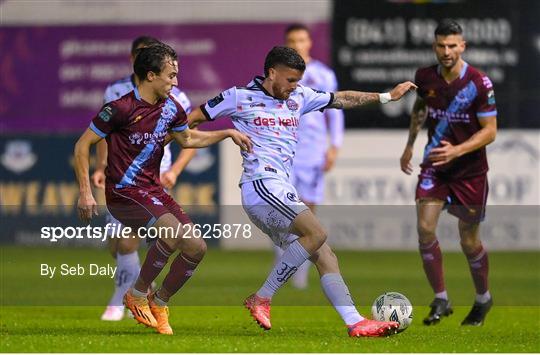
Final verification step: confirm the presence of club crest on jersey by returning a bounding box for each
[162,107,173,119]
[98,105,115,122]
[427,89,436,98]
[208,93,224,108]
[128,132,143,145]
[420,178,434,190]
[286,99,299,111]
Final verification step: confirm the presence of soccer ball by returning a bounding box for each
[371,292,413,332]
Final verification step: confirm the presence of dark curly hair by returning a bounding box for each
[263,46,305,77]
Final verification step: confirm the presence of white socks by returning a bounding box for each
[109,251,140,305]
[320,273,363,325]
[257,240,310,298]
[476,291,491,304]
[435,290,448,300]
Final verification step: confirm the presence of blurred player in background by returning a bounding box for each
[272,24,345,289]
[75,43,252,334]
[189,46,416,337]
[400,20,497,326]
[92,36,196,321]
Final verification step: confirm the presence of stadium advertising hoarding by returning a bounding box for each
[220,130,540,251]
[332,0,540,128]
[0,23,329,133]
[0,135,220,245]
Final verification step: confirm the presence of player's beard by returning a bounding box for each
[439,55,457,69]
[272,83,290,100]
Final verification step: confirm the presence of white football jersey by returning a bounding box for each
[103,75,192,173]
[201,76,333,185]
[294,60,344,166]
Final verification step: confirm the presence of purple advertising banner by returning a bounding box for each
[0,23,329,133]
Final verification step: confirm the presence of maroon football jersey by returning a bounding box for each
[89,87,188,189]
[415,62,497,178]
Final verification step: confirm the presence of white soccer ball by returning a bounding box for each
[371,292,413,332]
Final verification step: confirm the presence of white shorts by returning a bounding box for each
[241,178,309,249]
[291,164,325,204]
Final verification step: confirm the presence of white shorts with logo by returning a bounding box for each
[291,164,325,204]
[241,178,309,249]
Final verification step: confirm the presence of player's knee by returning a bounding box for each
[183,237,207,261]
[460,237,479,253]
[417,220,437,239]
[308,226,327,249]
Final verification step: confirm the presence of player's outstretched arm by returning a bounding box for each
[328,81,417,109]
[171,128,252,152]
[400,96,428,175]
[74,129,102,223]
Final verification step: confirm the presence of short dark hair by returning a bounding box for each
[263,46,305,77]
[133,43,177,81]
[434,19,463,37]
[130,35,160,56]
[284,23,311,36]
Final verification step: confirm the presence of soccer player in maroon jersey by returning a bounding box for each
[400,20,497,326]
[74,43,252,335]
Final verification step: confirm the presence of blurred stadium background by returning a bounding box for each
[1,0,538,250]
[0,1,539,352]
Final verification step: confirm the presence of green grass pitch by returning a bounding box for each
[1,246,539,352]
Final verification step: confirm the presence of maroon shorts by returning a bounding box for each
[105,185,192,229]
[415,169,489,223]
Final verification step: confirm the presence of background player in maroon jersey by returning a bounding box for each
[74,43,252,335]
[400,20,497,326]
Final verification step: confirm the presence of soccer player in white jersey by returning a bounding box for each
[272,24,345,289]
[91,36,196,321]
[188,46,417,337]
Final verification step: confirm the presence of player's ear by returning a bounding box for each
[268,67,276,80]
[147,71,156,82]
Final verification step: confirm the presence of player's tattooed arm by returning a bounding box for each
[400,96,427,175]
[328,81,417,109]
[328,91,380,109]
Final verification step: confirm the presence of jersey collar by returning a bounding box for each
[133,86,142,101]
[436,60,469,80]
[253,76,285,101]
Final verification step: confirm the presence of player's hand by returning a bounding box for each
[229,130,253,153]
[400,146,414,175]
[428,140,462,166]
[390,81,418,101]
[91,169,106,189]
[77,192,98,224]
[324,146,338,172]
[160,170,178,189]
